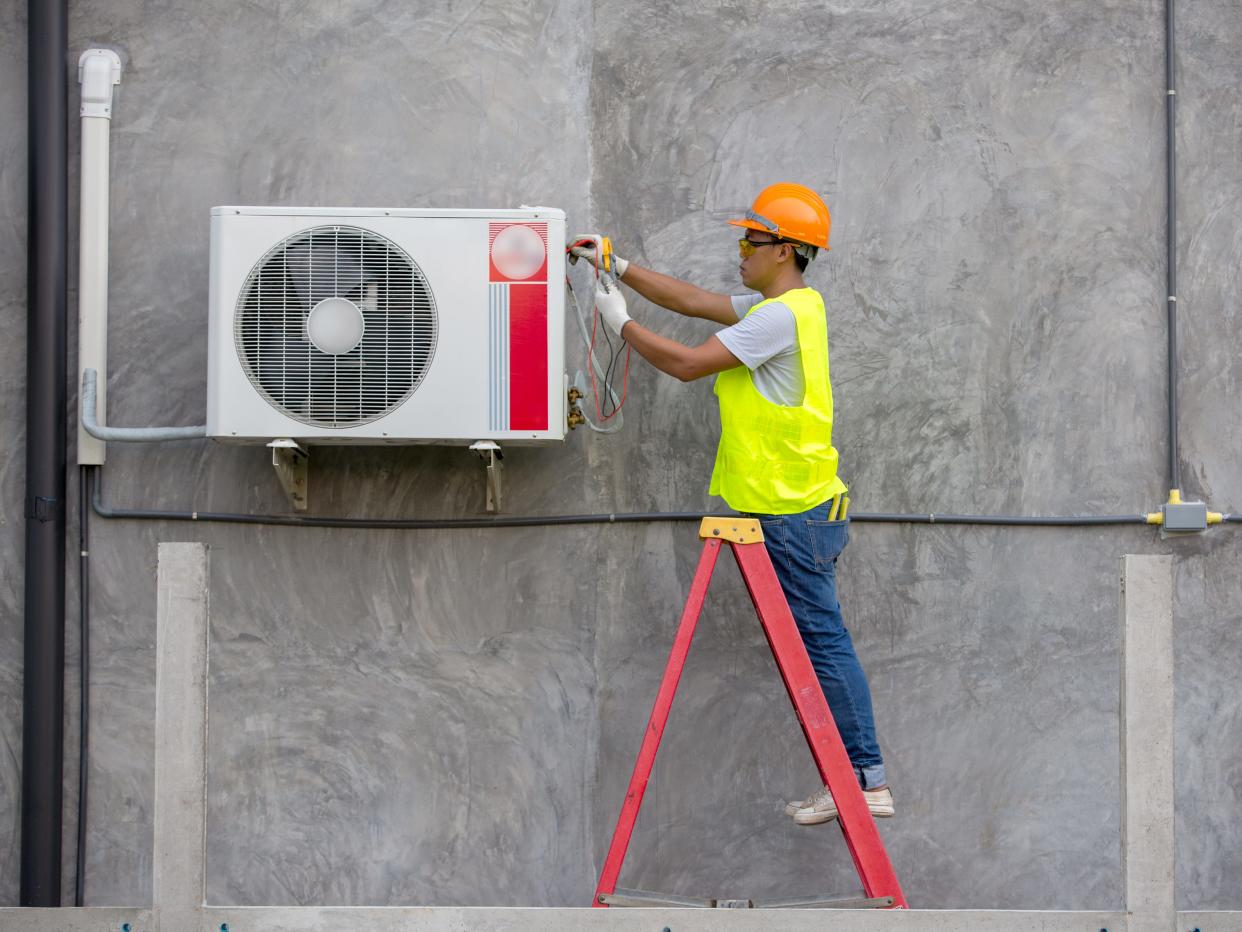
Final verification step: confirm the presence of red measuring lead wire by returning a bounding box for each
[567,241,632,422]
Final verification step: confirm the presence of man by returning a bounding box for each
[574,182,892,824]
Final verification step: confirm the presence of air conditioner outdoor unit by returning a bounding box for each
[207,206,567,445]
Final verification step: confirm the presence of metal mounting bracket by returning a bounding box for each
[268,439,308,512]
[469,441,503,513]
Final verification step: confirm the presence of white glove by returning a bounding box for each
[569,235,629,278]
[594,282,632,338]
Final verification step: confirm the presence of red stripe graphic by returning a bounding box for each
[508,283,548,430]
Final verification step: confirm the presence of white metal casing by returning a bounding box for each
[207,206,566,444]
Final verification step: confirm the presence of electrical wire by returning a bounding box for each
[578,260,632,422]
[588,295,630,422]
[91,469,701,528]
[566,275,623,433]
[91,468,1173,530]
[857,512,1149,526]
[75,466,90,906]
[1165,0,1181,493]
[565,241,631,431]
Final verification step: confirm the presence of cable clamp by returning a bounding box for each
[928,513,936,524]
[191,511,199,521]
[1167,89,1176,95]
[27,496,62,522]
[1168,295,1177,302]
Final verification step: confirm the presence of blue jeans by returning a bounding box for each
[747,500,886,789]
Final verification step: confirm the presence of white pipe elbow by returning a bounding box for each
[78,49,122,120]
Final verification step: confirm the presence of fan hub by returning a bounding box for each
[307,296,366,356]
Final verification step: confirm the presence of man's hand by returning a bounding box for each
[594,282,632,337]
[569,235,630,278]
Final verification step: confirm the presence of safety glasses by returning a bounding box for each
[737,237,786,258]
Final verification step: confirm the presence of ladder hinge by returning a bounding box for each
[698,516,763,544]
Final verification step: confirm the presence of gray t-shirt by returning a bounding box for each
[715,293,804,406]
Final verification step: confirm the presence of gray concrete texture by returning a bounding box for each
[1,0,1239,912]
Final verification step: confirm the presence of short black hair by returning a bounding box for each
[794,252,809,273]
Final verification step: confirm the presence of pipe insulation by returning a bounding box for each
[81,369,206,441]
[76,49,123,465]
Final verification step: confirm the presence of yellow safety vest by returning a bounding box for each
[708,287,847,514]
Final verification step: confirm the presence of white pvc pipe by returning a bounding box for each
[76,49,122,465]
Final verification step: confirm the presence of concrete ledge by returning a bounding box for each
[10,907,1242,931]
[1179,913,1242,932]
[198,907,1127,931]
[0,907,153,930]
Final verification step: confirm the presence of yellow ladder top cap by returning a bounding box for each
[698,517,764,544]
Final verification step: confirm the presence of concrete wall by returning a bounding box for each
[1172,0,1242,906]
[1,0,1239,911]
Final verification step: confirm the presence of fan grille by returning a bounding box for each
[234,224,437,428]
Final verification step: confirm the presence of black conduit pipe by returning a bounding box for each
[22,0,68,907]
[1166,0,1181,493]
[91,470,1152,530]
[850,512,1147,527]
[75,468,91,906]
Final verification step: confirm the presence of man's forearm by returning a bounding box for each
[619,320,697,380]
[619,320,740,383]
[620,264,723,319]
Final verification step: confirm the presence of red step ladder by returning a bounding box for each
[593,517,908,910]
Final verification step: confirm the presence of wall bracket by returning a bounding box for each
[268,439,308,511]
[469,441,503,513]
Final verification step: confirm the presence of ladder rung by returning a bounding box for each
[599,888,715,908]
[600,889,895,910]
[751,894,896,909]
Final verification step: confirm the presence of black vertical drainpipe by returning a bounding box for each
[1165,0,1180,493]
[22,0,68,907]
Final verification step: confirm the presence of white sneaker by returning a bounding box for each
[784,797,809,816]
[783,784,867,816]
[791,785,894,825]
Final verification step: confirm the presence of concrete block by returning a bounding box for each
[153,543,209,928]
[1121,555,1174,932]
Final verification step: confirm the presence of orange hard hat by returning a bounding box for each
[727,182,831,253]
